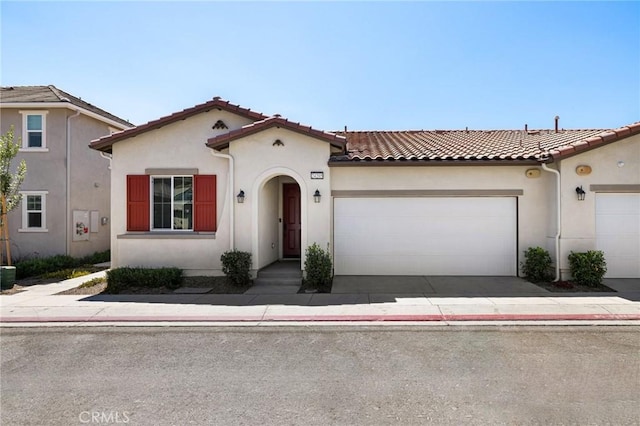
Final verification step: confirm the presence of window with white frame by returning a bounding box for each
[152,176,193,230]
[19,111,48,150]
[19,191,47,232]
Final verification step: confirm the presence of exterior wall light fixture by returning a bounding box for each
[313,189,321,203]
[575,186,586,201]
[237,190,245,203]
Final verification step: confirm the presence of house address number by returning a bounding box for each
[310,171,324,179]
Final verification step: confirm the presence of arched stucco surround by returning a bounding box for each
[251,167,307,271]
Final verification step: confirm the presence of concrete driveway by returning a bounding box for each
[333,275,555,296]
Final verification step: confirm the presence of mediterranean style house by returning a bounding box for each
[90,96,640,279]
[0,85,132,259]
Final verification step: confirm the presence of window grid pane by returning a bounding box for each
[153,178,172,229]
[27,195,42,210]
[27,115,42,130]
[28,132,42,148]
[28,212,42,228]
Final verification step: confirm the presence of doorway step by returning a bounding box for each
[244,261,302,294]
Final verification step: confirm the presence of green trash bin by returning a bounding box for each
[1,266,16,290]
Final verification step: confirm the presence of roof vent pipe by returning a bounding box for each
[554,116,560,133]
[525,124,528,132]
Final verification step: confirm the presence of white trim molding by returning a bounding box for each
[19,110,49,151]
[18,190,49,232]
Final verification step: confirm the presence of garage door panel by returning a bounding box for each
[596,214,640,235]
[595,194,640,278]
[334,197,517,276]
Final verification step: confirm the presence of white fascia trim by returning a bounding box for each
[2,102,131,130]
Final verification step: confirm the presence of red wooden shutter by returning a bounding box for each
[193,175,217,232]
[127,175,150,231]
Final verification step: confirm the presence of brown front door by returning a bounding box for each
[283,183,301,258]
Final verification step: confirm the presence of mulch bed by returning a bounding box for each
[534,280,616,293]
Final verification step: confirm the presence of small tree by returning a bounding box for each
[0,127,27,265]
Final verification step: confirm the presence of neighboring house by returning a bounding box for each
[0,85,132,260]
[90,97,640,279]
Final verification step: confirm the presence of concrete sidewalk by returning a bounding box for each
[1,271,639,325]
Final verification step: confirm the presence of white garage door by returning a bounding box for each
[334,197,517,275]
[596,193,640,278]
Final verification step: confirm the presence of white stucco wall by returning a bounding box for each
[258,177,279,267]
[111,110,253,275]
[230,127,332,271]
[557,134,640,278]
[330,165,555,275]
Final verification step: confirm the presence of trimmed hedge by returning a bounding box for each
[15,250,110,279]
[221,250,252,286]
[105,267,183,294]
[16,255,77,279]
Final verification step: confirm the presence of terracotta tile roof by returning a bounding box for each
[90,97,269,152]
[0,85,132,127]
[329,122,640,165]
[207,115,346,150]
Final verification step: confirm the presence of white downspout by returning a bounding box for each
[209,149,234,250]
[66,109,81,255]
[99,152,112,170]
[541,162,561,282]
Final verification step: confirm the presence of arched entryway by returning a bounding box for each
[251,168,307,271]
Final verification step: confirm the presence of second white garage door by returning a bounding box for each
[334,197,517,276]
[596,193,640,278]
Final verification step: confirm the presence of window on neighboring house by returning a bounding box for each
[19,111,48,150]
[19,191,47,232]
[126,174,216,232]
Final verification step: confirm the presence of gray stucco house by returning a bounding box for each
[0,85,132,260]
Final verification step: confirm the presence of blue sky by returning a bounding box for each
[2,1,638,130]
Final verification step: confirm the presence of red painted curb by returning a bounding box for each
[1,313,639,323]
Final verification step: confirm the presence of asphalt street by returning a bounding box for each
[1,326,639,425]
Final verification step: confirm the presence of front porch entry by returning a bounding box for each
[253,171,306,271]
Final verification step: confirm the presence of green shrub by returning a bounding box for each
[105,267,183,294]
[15,250,110,279]
[568,251,607,287]
[521,247,554,283]
[221,250,252,286]
[16,255,77,279]
[304,243,332,291]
